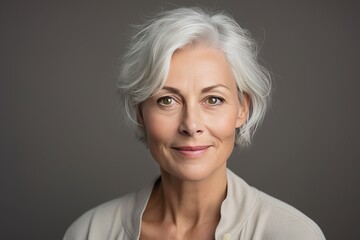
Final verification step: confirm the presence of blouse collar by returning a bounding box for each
[122,168,259,240]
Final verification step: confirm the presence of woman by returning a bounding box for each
[64,7,325,240]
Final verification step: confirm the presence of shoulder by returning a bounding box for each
[63,193,137,240]
[63,178,156,240]
[225,169,325,239]
[252,190,326,240]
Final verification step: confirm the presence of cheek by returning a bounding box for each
[143,113,177,144]
[207,110,239,140]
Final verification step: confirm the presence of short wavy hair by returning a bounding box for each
[118,7,271,147]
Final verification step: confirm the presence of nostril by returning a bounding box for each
[182,130,190,135]
[179,127,203,136]
[179,127,192,136]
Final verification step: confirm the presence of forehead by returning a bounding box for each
[165,46,237,89]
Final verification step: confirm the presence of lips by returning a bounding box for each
[172,145,211,157]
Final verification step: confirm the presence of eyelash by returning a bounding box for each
[157,95,225,107]
[204,96,224,106]
[157,96,176,106]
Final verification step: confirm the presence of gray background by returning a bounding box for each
[1,0,359,239]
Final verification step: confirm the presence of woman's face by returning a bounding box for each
[140,46,248,181]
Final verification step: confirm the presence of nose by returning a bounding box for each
[178,104,204,136]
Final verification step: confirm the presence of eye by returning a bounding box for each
[205,96,224,105]
[157,96,175,106]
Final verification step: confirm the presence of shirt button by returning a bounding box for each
[223,234,231,240]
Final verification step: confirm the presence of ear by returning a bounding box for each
[235,93,250,128]
[136,104,145,128]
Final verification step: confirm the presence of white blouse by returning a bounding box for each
[64,169,325,240]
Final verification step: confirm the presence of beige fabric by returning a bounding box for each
[64,169,325,240]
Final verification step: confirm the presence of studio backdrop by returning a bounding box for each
[1,1,359,239]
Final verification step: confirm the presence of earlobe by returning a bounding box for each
[236,93,250,128]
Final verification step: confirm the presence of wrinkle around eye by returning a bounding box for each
[203,96,225,106]
[156,96,182,109]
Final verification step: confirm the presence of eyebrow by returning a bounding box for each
[161,86,181,94]
[201,84,231,93]
[161,84,231,94]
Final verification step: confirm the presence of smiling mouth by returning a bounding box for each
[172,146,211,157]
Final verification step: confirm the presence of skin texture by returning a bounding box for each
[139,45,249,240]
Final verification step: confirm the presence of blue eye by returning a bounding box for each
[206,96,224,105]
[157,96,174,106]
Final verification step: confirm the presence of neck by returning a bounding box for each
[147,166,227,228]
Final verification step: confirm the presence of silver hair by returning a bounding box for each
[118,7,271,147]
